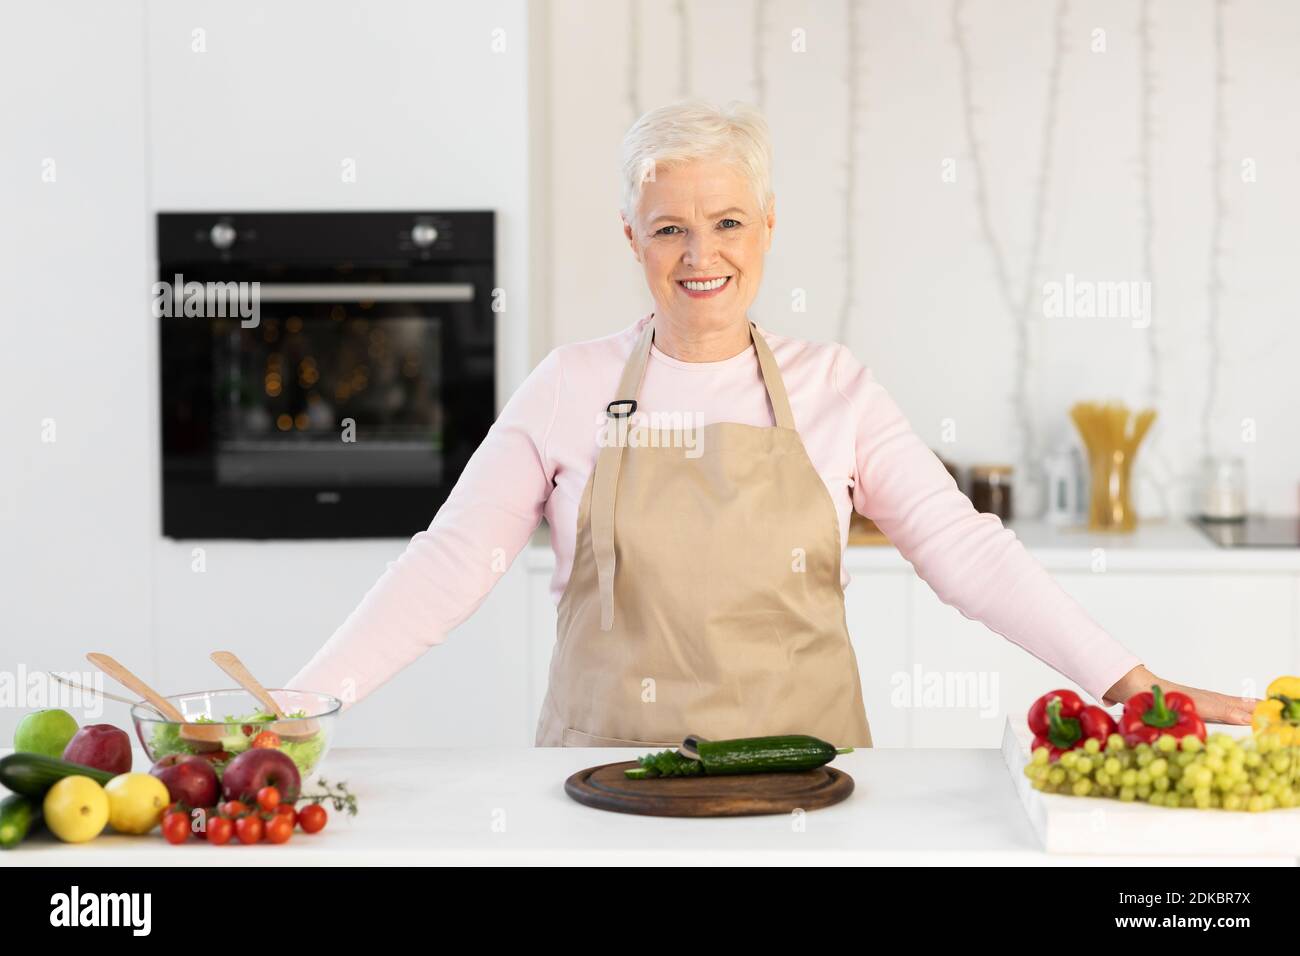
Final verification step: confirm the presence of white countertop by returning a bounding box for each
[526,518,1300,573]
[4,747,1291,866]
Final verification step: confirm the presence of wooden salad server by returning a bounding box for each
[208,650,320,740]
[85,652,224,750]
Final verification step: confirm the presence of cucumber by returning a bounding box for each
[0,752,116,798]
[0,794,41,849]
[626,734,853,779]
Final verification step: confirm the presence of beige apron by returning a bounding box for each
[535,318,872,748]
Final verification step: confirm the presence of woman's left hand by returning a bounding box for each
[1103,664,1259,725]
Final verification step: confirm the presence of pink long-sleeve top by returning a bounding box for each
[286,313,1141,707]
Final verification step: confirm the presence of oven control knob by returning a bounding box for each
[411,223,438,248]
[209,222,237,250]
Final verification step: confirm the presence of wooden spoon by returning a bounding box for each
[208,651,320,741]
[85,653,224,751]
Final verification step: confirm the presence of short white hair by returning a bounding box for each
[620,98,773,226]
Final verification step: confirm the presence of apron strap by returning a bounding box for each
[748,320,796,430]
[592,318,794,630]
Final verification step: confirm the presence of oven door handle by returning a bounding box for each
[253,283,475,303]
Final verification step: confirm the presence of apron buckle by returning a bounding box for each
[606,399,638,418]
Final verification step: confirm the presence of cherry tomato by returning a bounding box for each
[251,731,281,749]
[255,786,281,811]
[221,800,249,817]
[264,814,294,844]
[241,724,255,737]
[234,815,264,845]
[162,812,190,845]
[298,803,327,834]
[275,804,298,827]
[207,816,234,846]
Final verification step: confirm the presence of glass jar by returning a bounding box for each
[1199,457,1246,522]
[970,464,1014,521]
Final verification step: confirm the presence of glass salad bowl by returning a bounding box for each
[131,689,341,777]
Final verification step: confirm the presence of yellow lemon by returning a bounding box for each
[43,776,109,843]
[104,773,170,835]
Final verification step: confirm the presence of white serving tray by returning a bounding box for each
[1002,717,1300,856]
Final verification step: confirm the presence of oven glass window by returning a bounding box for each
[210,304,445,487]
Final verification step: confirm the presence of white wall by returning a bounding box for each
[1,0,538,747]
[541,0,1300,519]
[0,1,156,741]
[4,0,1298,750]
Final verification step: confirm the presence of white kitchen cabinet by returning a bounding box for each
[894,569,1296,749]
[522,521,1300,751]
[843,571,911,748]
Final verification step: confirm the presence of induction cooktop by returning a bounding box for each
[1193,515,1300,548]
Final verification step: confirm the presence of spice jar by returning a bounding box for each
[970,464,1014,521]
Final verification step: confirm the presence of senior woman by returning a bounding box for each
[287,99,1254,747]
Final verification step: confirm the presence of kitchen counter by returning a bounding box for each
[3,747,1291,866]
[527,518,1300,574]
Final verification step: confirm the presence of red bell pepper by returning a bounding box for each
[1027,689,1117,760]
[1120,684,1207,747]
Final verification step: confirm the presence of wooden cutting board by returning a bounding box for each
[564,760,855,817]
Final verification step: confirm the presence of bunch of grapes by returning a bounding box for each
[1023,732,1300,812]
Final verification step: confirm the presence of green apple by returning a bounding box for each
[13,709,80,758]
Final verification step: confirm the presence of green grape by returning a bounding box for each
[1148,757,1168,778]
[1030,747,1051,766]
[1048,767,1066,786]
[1106,734,1126,752]
[1095,770,1111,787]
[1083,737,1101,755]
[1136,750,1154,768]
[1224,794,1243,811]
[1136,769,1152,786]
[1059,751,1079,769]
[1072,779,1092,797]
[1156,734,1178,753]
[1074,756,1093,775]
[1181,735,1203,753]
[1245,751,1263,768]
[1154,777,1170,793]
[1136,784,1152,799]
[1103,757,1121,776]
[1119,786,1136,802]
[1121,769,1138,787]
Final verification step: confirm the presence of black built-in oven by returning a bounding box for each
[158,211,495,538]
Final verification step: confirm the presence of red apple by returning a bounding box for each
[62,724,132,775]
[221,748,301,803]
[150,753,220,808]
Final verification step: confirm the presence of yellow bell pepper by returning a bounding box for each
[1253,676,1300,744]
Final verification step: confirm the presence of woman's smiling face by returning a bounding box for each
[624,159,774,331]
